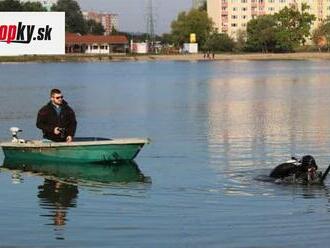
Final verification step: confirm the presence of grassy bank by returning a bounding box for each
[2,52,330,63]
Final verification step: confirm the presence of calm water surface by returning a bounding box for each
[1,61,330,247]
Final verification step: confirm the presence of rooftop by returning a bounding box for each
[66,33,128,45]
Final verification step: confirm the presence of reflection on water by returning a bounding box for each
[2,159,150,240]
[2,159,149,184]
[38,179,78,240]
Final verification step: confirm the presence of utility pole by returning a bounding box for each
[146,0,155,52]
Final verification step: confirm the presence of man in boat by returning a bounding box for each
[269,155,323,184]
[36,88,77,142]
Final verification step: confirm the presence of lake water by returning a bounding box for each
[1,60,330,247]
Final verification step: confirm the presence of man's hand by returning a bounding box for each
[54,127,61,135]
[66,136,73,143]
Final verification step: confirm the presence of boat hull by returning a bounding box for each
[1,138,148,163]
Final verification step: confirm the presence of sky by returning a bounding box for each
[77,0,192,34]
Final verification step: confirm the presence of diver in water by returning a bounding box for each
[269,155,327,184]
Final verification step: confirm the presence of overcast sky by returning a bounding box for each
[77,0,192,34]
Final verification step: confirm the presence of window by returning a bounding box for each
[231,23,237,27]
[93,45,98,50]
[232,15,238,19]
[242,7,247,11]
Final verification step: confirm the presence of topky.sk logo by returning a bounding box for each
[0,22,52,44]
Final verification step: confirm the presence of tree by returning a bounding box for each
[246,15,277,52]
[51,0,87,34]
[198,2,207,11]
[203,33,234,52]
[246,4,315,52]
[111,27,119,35]
[0,0,22,11]
[22,2,47,11]
[274,4,315,51]
[161,33,174,45]
[86,20,105,35]
[235,29,247,52]
[0,0,46,11]
[170,9,213,47]
[312,20,330,51]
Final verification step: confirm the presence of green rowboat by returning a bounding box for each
[0,137,150,163]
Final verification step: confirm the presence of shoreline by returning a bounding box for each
[1,52,330,63]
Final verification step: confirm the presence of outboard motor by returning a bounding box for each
[9,127,25,143]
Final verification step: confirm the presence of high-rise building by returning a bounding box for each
[193,0,207,9]
[19,0,56,10]
[83,12,119,35]
[207,0,328,39]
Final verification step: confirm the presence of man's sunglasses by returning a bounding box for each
[55,96,63,99]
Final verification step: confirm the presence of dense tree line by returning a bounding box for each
[246,4,315,52]
[169,9,213,48]
[164,8,235,52]
[164,4,320,53]
[0,0,46,11]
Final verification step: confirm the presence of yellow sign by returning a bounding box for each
[190,33,196,43]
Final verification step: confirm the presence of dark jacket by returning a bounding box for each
[36,100,77,142]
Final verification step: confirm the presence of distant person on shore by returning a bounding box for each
[36,88,77,142]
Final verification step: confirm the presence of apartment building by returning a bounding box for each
[207,0,329,39]
[83,11,119,35]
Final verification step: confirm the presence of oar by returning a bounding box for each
[321,164,330,182]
